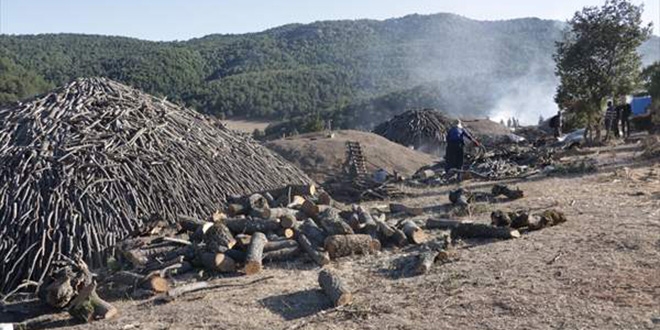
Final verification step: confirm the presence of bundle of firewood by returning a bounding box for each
[0,77,311,295]
[102,184,444,301]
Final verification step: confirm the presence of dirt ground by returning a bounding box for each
[10,142,660,330]
[266,130,436,182]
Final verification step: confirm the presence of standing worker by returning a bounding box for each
[549,110,563,139]
[618,97,632,138]
[445,120,480,181]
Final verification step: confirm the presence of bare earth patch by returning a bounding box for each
[16,143,660,330]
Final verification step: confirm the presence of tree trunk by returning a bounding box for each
[244,232,268,275]
[297,233,330,266]
[324,235,381,259]
[318,268,352,307]
[400,220,427,244]
[318,207,354,236]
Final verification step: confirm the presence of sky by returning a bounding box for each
[1,0,658,41]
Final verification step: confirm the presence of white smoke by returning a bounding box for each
[489,72,559,126]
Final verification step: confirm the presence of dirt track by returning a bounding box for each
[14,143,660,330]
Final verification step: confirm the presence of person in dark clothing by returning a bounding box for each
[445,121,480,181]
[549,110,563,138]
[619,102,632,138]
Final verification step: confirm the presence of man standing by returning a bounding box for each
[445,120,480,181]
[549,110,563,138]
[604,101,618,140]
[618,99,632,138]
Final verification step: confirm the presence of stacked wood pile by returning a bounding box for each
[0,78,312,295]
[373,109,453,154]
[100,184,440,302]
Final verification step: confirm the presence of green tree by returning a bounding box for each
[642,62,660,124]
[0,57,52,106]
[554,0,652,141]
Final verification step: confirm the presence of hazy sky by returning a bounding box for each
[1,0,658,40]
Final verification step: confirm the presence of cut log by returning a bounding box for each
[450,223,521,239]
[200,252,237,273]
[248,194,271,219]
[235,234,252,249]
[297,218,327,248]
[318,208,354,236]
[286,195,306,209]
[224,249,247,263]
[244,232,268,275]
[324,235,381,259]
[527,209,567,231]
[390,227,409,247]
[204,222,236,251]
[263,239,299,253]
[262,247,301,263]
[355,206,378,237]
[279,228,295,239]
[227,203,247,217]
[68,281,117,322]
[415,250,440,275]
[318,268,352,307]
[268,208,297,220]
[300,199,320,218]
[425,218,471,230]
[279,214,297,229]
[224,218,281,234]
[400,220,428,245]
[490,210,512,227]
[177,214,208,232]
[265,184,317,201]
[191,221,215,241]
[317,191,333,205]
[345,213,361,232]
[297,233,330,266]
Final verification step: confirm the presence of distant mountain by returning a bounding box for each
[1,13,658,127]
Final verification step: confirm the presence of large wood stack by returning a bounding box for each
[0,78,312,295]
[102,184,438,302]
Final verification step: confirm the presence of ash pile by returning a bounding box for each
[0,78,312,296]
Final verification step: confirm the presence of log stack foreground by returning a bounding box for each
[0,78,312,294]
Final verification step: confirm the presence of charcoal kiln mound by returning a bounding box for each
[372,109,454,156]
[0,77,311,294]
[265,130,436,182]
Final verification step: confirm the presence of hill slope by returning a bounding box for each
[1,14,659,127]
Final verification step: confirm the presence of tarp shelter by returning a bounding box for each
[631,96,652,116]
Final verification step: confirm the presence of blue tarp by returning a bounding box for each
[631,96,652,116]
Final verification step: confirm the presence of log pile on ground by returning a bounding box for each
[491,209,567,232]
[0,78,311,295]
[373,109,453,155]
[98,185,440,303]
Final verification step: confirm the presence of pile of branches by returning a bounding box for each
[372,109,453,152]
[0,78,311,294]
